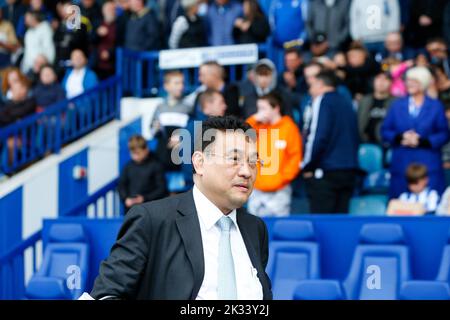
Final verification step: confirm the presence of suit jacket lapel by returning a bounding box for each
[175,191,205,300]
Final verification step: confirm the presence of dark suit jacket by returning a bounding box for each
[91,190,272,300]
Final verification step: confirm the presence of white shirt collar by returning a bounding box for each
[193,184,237,231]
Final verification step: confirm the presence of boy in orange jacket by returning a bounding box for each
[246,92,302,217]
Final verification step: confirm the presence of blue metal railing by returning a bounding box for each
[0,179,120,300]
[117,43,285,98]
[0,76,122,175]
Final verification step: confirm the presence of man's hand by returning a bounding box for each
[134,195,144,204]
[303,171,314,179]
[419,15,433,27]
[401,130,420,147]
[125,198,135,208]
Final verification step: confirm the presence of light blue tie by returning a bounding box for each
[217,216,237,300]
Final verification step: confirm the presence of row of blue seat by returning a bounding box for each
[267,221,450,300]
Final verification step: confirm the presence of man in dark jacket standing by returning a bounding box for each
[125,0,161,51]
[302,70,360,214]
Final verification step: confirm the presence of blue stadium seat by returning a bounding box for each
[293,280,345,300]
[343,224,410,300]
[25,224,89,300]
[358,144,383,174]
[166,171,188,193]
[361,170,391,194]
[266,220,320,300]
[349,195,388,216]
[437,229,450,284]
[400,281,450,300]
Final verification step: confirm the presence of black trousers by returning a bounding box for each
[305,169,357,214]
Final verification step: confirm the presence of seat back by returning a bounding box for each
[266,221,319,300]
[27,224,89,300]
[343,224,410,300]
[293,280,345,300]
[400,281,450,300]
[358,144,383,174]
[349,195,388,216]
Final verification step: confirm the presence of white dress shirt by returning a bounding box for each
[193,185,263,300]
[65,68,86,99]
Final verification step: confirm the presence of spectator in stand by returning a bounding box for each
[151,70,191,171]
[118,135,168,211]
[240,58,297,119]
[21,9,55,74]
[168,0,207,49]
[375,31,416,64]
[33,64,65,111]
[425,38,450,77]
[184,60,240,117]
[350,0,401,55]
[0,8,19,68]
[62,49,99,99]
[246,92,302,217]
[269,0,307,48]
[125,0,161,51]
[381,66,450,198]
[397,163,440,214]
[381,57,414,97]
[206,0,243,46]
[302,70,360,214]
[15,0,54,41]
[306,0,351,51]
[299,62,352,132]
[160,0,184,43]
[357,71,395,145]
[303,33,336,64]
[1,67,28,101]
[25,54,48,87]
[182,88,228,187]
[0,0,26,34]
[279,47,305,96]
[344,41,380,99]
[116,0,132,47]
[94,0,117,80]
[407,0,448,48]
[80,0,103,33]
[233,0,270,44]
[0,78,36,127]
[53,0,90,77]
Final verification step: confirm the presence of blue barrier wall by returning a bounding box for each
[42,215,450,294]
[58,149,89,216]
[0,188,22,257]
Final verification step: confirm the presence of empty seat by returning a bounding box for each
[349,195,388,216]
[266,220,319,300]
[358,144,383,174]
[293,280,345,300]
[26,224,89,300]
[343,224,410,300]
[400,281,450,300]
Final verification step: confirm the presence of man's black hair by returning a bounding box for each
[315,70,338,88]
[194,116,254,153]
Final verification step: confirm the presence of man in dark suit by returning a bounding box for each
[91,116,272,300]
[302,70,360,214]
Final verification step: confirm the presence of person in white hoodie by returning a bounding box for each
[350,0,400,55]
[21,10,55,74]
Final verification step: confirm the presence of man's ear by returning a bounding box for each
[192,151,205,176]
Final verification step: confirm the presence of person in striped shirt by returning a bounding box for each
[398,163,440,214]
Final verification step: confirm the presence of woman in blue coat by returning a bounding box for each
[382,66,450,198]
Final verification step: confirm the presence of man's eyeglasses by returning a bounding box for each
[207,153,263,169]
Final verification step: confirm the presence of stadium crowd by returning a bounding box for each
[2,0,450,215]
